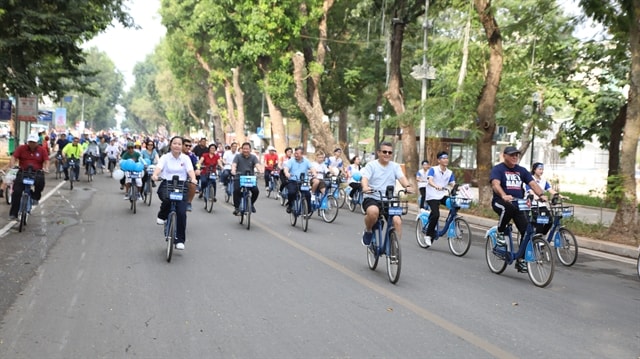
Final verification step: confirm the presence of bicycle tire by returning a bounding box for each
[87,167,93,182]
[386,230,401,284]
[320,196,339,223]
[336,188,346,208]
[18,194,28,232]
[367,229,379,270]
[415,217,430,248]
[448,218,472,257]
[554,228,578,266]
[205,184,214,213]
[69,175,74,190]
[130,186,137,214]
[145,183,153,206]
[301,197,309,232]
[347,195,356,212]
[5,185,11,205]
[246,199,251,230]
[527,237,555,287]
[225,183,232,203]
[272,178,280,200]
[485,236,507,274]
[289,197,298,226]
[166,212,176,262]
[279,188,287,206]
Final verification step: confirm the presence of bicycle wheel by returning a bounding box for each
[273,178,280,200]
[130,186,137,214]
[18,195,28,232]
[347,195,356,212]
[144,183,153,206]
[224,183,231,203]
[69,175,74,190]
[386,230,401,284]
[301,197,309,232]
[527,237,555,288]
[485,236,507,274]
[246,199,251,230]
[336,188,346,208]
[415,217,430,248]
[5,185,11,205]
[320,196,339,223]
[166,212,176,262]
[279,188,287,206]
[555,228,578,266]
[87,167,93,182]
[205,185,214,213]
[367,231,379,270]
[448,218,472,257]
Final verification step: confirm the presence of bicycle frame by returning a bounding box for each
[416,196,470,240]
[486,200,541,265]
[371,200,405,257]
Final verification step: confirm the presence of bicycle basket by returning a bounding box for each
[163,179,189,201]
[126,171,143,179]
[551,205,574,218]
[385,200,408,216]
[240,175,257,187]
[530,206,550,224]
[448,196,472,209]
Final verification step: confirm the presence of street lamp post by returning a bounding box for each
[522,92,555,167]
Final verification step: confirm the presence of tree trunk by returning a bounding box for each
[232,67,247,144]
[265,91,286,153]
[291,0,336,155]
[607,103,626,179]
[223,80,241,144]
[474,0,504,207]
[609,2,640,244]
[206,86,223,145]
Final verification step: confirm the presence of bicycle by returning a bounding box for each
[365,186,408,284]
[142,165,155,207]
[289,174,311,232]
[85,154,96,182]
[415,185,472,257]
[107,157,117,174]
[55,153,64,179]
[125,170,142,214]
[538,195,578,266]
[308,178,339,223]
[485,198,555,288]
[67,157,79,190]
[163,175,189,262]
[17,166,37,233]
[202,165,217,213]
[329,173,346,208]
[279,181,289,207]
[346,184,365,214]
[266,168,280,200]
[238,174,256,230]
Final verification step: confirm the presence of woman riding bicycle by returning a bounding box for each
[423,151,456,247]
[151,136,197,250]
[197,143,221,201]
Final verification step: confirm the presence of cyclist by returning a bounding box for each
[61,136,83,181]
[220,142,239,189]
[263,145,279,191]
[82,139,100,175]
[182,138,198,211]
[327,147,344,174]
[97,136,108,170]
[105,138,121,174]
[526,162,560,234]
[310,151,328,200]
[361,141,412,246]
[231,142,262,215]
[151,136,197,250]
[121,142,143,201]
[490,146,548,272]
[279,147,293,193]
[8,134,49,220]
[416,159,431,210]
[283,147,313,214]
[423,151,456,247]
[141,139,159,188]
[197,143,220,201]
[55,132,69,155]
[346,155,362,198]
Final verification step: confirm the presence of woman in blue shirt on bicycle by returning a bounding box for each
[151,136,197,250]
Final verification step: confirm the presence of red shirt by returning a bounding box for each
[200,153,220,175]
[264,153,279,170]
[13,144,48,171]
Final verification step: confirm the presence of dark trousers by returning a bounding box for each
[63,161,80,180]
[286,181,310,207]
[10,170,45,217]
[426,197,448,238]
[419,187,427,209]
[157,181,188,243]
[492,198,528,235]
[233,179,259,210]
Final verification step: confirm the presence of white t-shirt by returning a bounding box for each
[157,153,194,181]
[361,160,405,200]
[416,169,429,189]
[425,166,455,200]
[222,150,238,170]
[312,162,328,179]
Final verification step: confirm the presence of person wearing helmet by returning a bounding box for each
[346,155,362,198]
[263,145,279,191]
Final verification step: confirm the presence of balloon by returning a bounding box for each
[352,173,362,182]
[112,169,125,181]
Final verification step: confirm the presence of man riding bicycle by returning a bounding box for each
[283,146,313,214]
[231,142,262,215]
[62,137,83,181]
[360,141,412,246]
[263,145,279,190]
[8,134,49,220]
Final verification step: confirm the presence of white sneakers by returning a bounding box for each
[176,243,185,250]
[156,218,165,225]
[425,235,433,247]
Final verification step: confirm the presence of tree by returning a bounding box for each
[0,0,133,98]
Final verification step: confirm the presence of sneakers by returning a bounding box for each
[156,218,165,225]
[137,194,143,201]
[496,232,507,247]
[251,205,256,213]
[424,235,432,247]
[286,205,292,214]
[516,259,528,273]
[175,242,185,250]
[123,195,130,200]
[233,209,240,216]
[361,230,373,246]
[186,203,192,212]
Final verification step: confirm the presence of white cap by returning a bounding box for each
[267,145,276,151]
[27,134,39,143]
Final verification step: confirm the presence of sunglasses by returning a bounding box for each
[184,144,192,147]
[380,150,393,155]
[438,155,449,159]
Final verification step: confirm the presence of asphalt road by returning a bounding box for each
[0,173,638,358]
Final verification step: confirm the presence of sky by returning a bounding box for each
[83,0,164,90]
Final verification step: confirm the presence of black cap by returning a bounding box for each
[503,146,521,155]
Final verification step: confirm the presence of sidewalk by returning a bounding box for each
[406,196,638,260]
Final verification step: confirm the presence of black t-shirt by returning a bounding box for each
[193,144,208,158]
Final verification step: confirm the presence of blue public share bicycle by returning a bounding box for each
[163,176,189,262]
[142,165,155,206]
[308,178,339,223]
[267,168,280,200]
[17,166,38,233]
[202,165,217,213]
[415,185,472,257]
[224,172,234,203]
[66,157,79,190]
[238,174,256,230]
[485,197,555,287]
[366,186,408,284]
[346,174,365,214]
[289,174,311,232]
